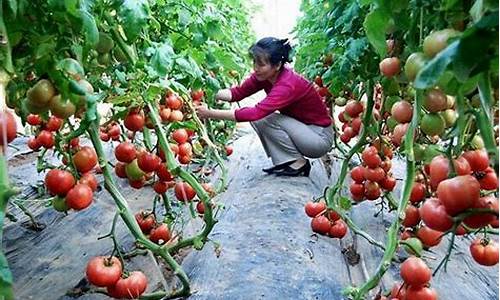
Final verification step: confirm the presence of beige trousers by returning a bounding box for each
[251,113,334,165]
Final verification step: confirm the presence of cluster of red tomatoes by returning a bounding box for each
[99,122,121,142]
[401,150,499,266]
[338,100,364,144]
[135,211,172,245]
[304,200,348,239]
[349,140,396,202]
[383,256,437,300]
[25,114,63,150]
[86,256,147,299]
[44,144,99,211]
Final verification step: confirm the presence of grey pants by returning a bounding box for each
[251,113,334,165]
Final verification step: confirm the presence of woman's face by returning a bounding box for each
[253,58,280,82]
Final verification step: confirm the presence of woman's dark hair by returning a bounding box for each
[249,37,293,67]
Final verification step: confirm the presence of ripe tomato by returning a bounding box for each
[350,182,364,197]
[169,110,184,122]
[340,133,351,144]
[405,286,438,300]
[100,132,110,142]
[391,123,409,146]
[350,166,365,183]
[391,101,413,123]
[437,175,480,216]
[115,142,136,163]
[178,142,193,157]
[345,101,364,118]
[390,282,407,299]
[69,137,80,148]
[124,111,145,132]
[172,129,189,144]
[470,239,499,266]
[463,196,498,228]
[329,219,348,238]
[156,164,173,181]
[45,169,76,196]
[380,176,396,191]
[86,256,122,287]
[45,116,63,131]
[160,107,171,122]
[149,223,171,245]
[0,111,17,146]
[37,130,55,148]
[137,151,161,173]
[351,117,362,134]
[128,178,145,189]
[379,57,400,77]
[416,226,442,248]
[135,211,156,234]
[364,167,386,183]
[106,271,148,299]
[423,88,448,113]
[174,182,196,202]
[314,75,323,87]
[400,256,431,287]
[153,181,168,194]
[402,205,421,228]
[191,89,204,101]
[364,181,381,200]
[461,149,489,172]
[362,146,382,168]
[477,167,498,190]
[343,127,355,138]
[429,155,471,190]
[166,94,183,110]
[311,215,331,235]
[73,146,98,173]
[196,201,205,214]
[328,209,340,222]
[115,162,128,178]
[79,173,99,192]
[304,201,326,218]
[225,145,233,156]
[419,198,453,232]
[27,137,41,151]
[27,114,42,126]
[65,184,93,210]
[410,182,426,203]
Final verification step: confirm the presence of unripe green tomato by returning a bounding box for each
[335,97,347,106]
[125,159,145,181]
[441,109,457,128]
[413,144,427,161]
[52,196,70,212]
[97,53,111,65]
[403,237,423,256]
[387,116,398,131]
[420,113,446,136]
[423,29,461,58]
[471,135,485,149]
[96,32,114,54]
[470,94,481,108]
[404,52,427,81]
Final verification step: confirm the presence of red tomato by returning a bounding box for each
[115,162,127,178]
[379,57,400,77]
[362,146,382,168]
[419,198,453,232]
[400,256,431,287]
[27,114,42,126]
[410,182,426,203]
[124,111,145,132]
[73,146,98,173]
[345,101,364,118]
[350,166,365,183]
[470,238,499,266]
[172,129,189,144]
[391,123,409,147]
[79,173,99,192]
[437,175,480,216]
[429,155,471,190]
[37,130,55,148]
[350,182,365,197]
[351,117,362,134]
[45,169,76,196]
[191,89,204,101]
[106,271,148,299]
[416,226,442,248]
[402,205,421,228]
[153,181,168,194]
[160,107,171,122]
[328,209,340,222]
[340,133,351,144]
[311,215,331,235]
[364,181,381,200]
[169,110,184,122]
[156,164,173,181]
[314,75,323,87]
[166,94,183,110]
[170,143,180,156]
[178,143,193,157]
[380,158,392,173]
[100,132,110,142]
[128,179,145,189]
[149,223,171,244]
[86,256,122,287]
[461,149,489,172]
[108,125,120,137]
[478,167,499,190]
[405,286,438,300]
[391,101,413,123]
[196,201,205,214]
[390,282,407,299]
[115,142,136,163]
[69,137,80,148]
[174,182,196,202]
[329,219,348,238]
[27,137,41,151]
[137,152,161,173]
[45,116,63,131]
[364,167,386,183]
[380,176,396,191]
[135,211,156,234]
[304,201,326,218]
[65,184,93,210]
[463,196,498,228]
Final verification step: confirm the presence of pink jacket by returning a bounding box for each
[230,67,332,127]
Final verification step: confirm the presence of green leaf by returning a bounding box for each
[118,0,149,43]
[363,8,391,58]
[414,41,459,89]
[6,0,17,17]
[0,251,14,300]
[178,8,192,26]
[149,41,175,77]
[206,76,221,91]
[79,9,99,46]
[470,0,484,23]
[339,196,352,210]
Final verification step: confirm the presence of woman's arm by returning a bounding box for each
[196,105,236,121]
[215,89,232,101]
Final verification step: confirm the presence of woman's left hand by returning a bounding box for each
[195,104,211,120]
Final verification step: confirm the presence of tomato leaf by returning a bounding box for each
[78,9,99,46]
[363,8,391,58]
[339,196,352,210]
[149,42,175,78]
[118,0,150,43]
[0,252,14,300]
[6,0,17,17]
[413,41,458,89]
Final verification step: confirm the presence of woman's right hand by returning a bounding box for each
[215,89,232,102]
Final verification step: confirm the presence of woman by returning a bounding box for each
[196,37,333,177]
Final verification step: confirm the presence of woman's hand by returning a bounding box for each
[215,89,232,102]
[195,104,212,120]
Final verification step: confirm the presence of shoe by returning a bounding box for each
[276,160,311,177]
[262,161,293,174]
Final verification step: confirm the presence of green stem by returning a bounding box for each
[476,73,498,172]
[103,13,137,65]
[0,1,14,73]
[350,89,422,300]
